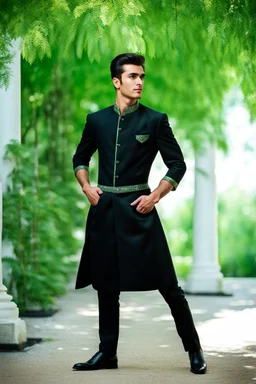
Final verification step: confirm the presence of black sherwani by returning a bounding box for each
[73,102,186,292]
[73,102,201,354]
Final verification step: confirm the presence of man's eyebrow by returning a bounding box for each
[128,72,146,77]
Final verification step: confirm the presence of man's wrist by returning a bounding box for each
[82,182,91,191]
[150,190,161,204]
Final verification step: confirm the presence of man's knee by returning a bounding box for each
[159,285,186,303]
[98,290,120,302]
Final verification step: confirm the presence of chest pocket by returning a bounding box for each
[135,134,150,143]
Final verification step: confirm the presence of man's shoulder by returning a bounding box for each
[87,105,114,120]
[139,103,166,119]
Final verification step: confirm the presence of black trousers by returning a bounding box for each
[97,285,201,357]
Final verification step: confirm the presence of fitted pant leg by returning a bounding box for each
[159,284,201,352]
[97,290,120,357]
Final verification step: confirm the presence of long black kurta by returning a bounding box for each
[73,102,186,291]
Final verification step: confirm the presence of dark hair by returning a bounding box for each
[110,53,145,79]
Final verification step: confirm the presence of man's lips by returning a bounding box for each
[134,89,142,92]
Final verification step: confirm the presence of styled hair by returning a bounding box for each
[110,53,145,79]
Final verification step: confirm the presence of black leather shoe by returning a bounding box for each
[189,349,207,374]
[72,351,118,371]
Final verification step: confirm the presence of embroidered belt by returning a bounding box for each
[98,183,149,194]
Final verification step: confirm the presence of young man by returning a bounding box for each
[72,53,207,374]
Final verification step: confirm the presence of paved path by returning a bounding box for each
[0,278,255,384]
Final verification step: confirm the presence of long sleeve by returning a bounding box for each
[72,115,97,175]
[156,114,186,190]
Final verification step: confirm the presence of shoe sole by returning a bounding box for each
[190,367,207,374]
[73,363,118,371]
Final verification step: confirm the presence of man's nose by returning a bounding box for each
[137,77,143,85]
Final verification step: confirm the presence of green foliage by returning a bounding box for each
[0,33,13,88]
[1,0,256,123]
[218,190,256,277]
[162,190,256,278]
[0,1,69,74]
[21,22,52,64]
[172,256,193,279]
[2,141,85,311]
[162,199,194,259]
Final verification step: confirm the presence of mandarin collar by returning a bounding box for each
[114,101,139,116]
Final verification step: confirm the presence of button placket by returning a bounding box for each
[113,115,121,186]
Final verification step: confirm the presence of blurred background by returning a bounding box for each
[1,0,256,313]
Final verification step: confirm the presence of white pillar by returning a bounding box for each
[185,143,224,294]
[0,40,26,347]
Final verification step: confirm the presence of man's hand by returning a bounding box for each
[130,195,156,214]
[82,185,103,206]
[130,180,174,213]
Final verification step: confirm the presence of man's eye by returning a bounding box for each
[129,75,135,78]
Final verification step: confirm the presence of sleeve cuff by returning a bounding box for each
[74,165,89,175]
[162,176,178,190]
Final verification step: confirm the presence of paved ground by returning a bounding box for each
[0,278,255,384]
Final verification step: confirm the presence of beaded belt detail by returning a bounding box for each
[98,183,149,194]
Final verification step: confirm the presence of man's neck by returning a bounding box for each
[115,96,138,115]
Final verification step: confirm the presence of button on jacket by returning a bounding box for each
[73,102,186,291]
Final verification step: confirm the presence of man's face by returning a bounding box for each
[113,64,145,100]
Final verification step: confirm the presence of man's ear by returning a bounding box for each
[112,77,120,90]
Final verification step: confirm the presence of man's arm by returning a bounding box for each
[73,115,102,206]
[75,169,102,206]
[156,113,186,189]
[131,113,185,214]
[130,179,172,214]
[150,179,174,202]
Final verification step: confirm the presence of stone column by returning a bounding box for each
[185,143,224,294]
[0,40,27,348]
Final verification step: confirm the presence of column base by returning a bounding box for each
[185,265,228,295]
[0,337,42,351]
[0,319,27,347]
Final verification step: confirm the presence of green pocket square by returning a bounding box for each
[136,134,150,143]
